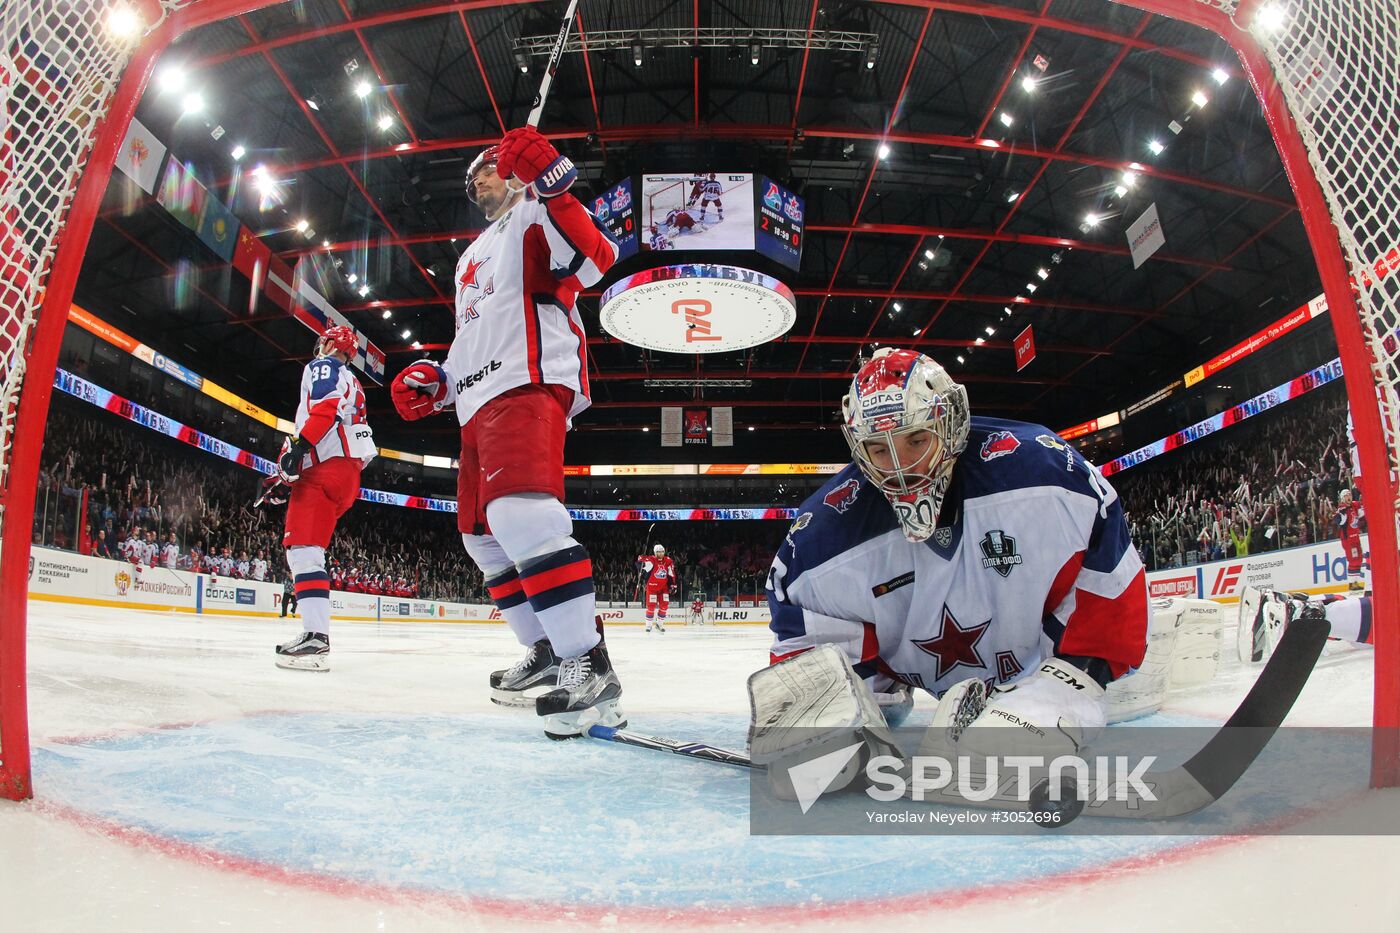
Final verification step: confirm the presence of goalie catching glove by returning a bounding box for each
[495,126,576,198]
[391,360,454,421]
[924,656,1108,762]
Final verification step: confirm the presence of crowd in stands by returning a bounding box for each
[35,380,1360,601]
[1108,385,1356,570]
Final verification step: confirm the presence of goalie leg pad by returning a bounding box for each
[748,645,900,802]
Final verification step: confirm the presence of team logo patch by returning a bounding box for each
[822,478,861,514]
[1036,433,1067,450]
[871,571,915,598]
[785,512,812,547]
[933,526,953,548]
[979,530,1023,577]
[980,431,1020,461]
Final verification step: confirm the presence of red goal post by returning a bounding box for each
[0,0,1396,800]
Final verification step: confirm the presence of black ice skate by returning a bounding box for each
[490,639,559,708]
[276,631,329,672]
[535,633,626,740]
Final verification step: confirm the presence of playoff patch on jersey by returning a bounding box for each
[979,529,1023,577]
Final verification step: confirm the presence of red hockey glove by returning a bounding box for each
[496,126,576,197]
[391,360,453,421]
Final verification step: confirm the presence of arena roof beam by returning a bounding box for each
[916,13,1153,337]
[795,7,935,374]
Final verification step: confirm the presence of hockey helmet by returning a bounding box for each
[466,145,501,204]
[318,325,357,359]
[841,347,969,542]
[654,544,666,557]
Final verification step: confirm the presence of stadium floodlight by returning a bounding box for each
[230,144,246,160]
[1191,89,1209,108]
[1021,76,1036,93]
[377,114,393,131]
[107,6,141,39]
[999,111,1014,127]
[1148,139,1165,155]
[1212,68,1229,86]
[354,78,372,98]
[878,143,890,160]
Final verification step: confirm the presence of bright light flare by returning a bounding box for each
[106,5,142,39]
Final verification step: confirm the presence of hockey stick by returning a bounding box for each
[502,0,581,195]
[525,0,580,129]
[587,724,754,769]
[631,521,657,603]
[587,616,1330,823]
[253,475,289,508]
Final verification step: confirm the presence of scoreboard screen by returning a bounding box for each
[754,176,804,271]
[590,178,638,260]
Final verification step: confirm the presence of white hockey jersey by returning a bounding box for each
[293,356,376,469]
[449,192,619,427]
[768,417,1148,696]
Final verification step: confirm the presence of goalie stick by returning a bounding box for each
[587,616,1330,824]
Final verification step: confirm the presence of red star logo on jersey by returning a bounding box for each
[459,257,487,292]
[911,606,990,681]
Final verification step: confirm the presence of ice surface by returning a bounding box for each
[3,602,1398,931]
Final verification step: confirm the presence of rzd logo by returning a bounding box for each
[1210,564,1244,596]
[673,300,721,342]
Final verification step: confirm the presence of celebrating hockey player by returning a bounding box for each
[636,543,676,633]
[389,127,624,738]
[1334,488,1368,591]
[271,325,376,671]
[751,347,1148,784]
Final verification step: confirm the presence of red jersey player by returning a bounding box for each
[271,325,376,671]
[390,127,623,738]
[1334,488,1367,590]
[636,543,676,633]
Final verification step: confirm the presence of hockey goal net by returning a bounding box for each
[0,0,1396,799]
[646,179,688,228]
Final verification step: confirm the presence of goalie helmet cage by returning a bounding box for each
[0,0,1395,801]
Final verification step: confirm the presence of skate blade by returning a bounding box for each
[275,654,329,672]
[490,685,551,709]
[543,699,627,741]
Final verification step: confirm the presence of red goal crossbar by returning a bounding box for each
[1,0,1395,800]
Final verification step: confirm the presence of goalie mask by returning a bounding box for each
[841,347,969,543]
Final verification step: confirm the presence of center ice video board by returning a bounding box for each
[641,173,756,252]
[636,172,804,271]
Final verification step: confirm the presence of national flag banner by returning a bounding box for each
[263,254,296,313]
[115,117,167,194]
[1014,324,1036,371]
[232,227,272,293]
[196,192,240,262]
[290,259,386,384]
[156,159,207,232]
[683,408,710,446]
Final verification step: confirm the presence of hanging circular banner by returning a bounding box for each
[599,264,796,354]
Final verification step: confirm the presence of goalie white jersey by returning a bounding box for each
[767,417,1148,696]
[450,193,619,427]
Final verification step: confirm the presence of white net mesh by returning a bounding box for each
[0,2,181,512]
[1238,0,1400,492]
